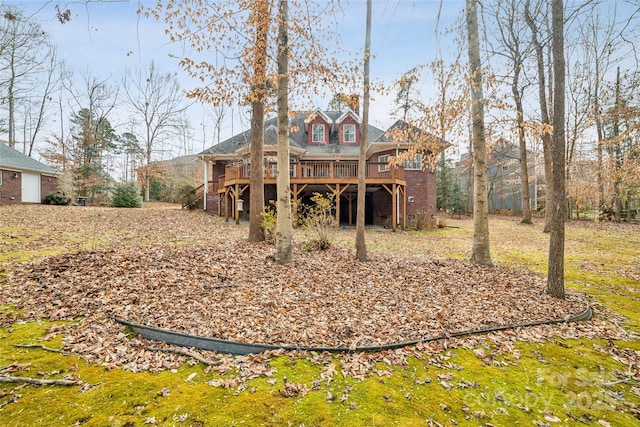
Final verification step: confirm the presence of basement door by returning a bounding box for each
[21,172,41,203]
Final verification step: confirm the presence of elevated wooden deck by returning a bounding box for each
[218,161,405,189]
[217,161,407,230]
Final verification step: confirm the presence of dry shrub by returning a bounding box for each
[411,211,436,230]
[435,214,448,228]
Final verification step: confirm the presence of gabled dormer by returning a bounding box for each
[336,109,361,145]
[304,109,333,145]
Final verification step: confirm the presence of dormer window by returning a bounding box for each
[312,124,325,143]
[343,124,356,143]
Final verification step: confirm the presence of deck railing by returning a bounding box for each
[223,161,404,183]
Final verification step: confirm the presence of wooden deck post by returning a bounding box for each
[401,185,406,230]
[234,184,240,225]
[335,184,340,226]
[391,183,397,232]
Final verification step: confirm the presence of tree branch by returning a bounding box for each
[0,375,80,386]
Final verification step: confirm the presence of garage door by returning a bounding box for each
[21,172,41,203]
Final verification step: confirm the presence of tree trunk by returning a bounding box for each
[612,66,623,221]
[274,0,293,264]
[247,0,270,243]
[145,149,151,202]
[466,0,492,266]
[513,72,532,224]
[547,0,566,299]
[355,0,372,262]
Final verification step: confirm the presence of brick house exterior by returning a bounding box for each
[198,109,438,229]
[0,142,59,205]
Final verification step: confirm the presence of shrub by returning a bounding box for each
[435,214,448,228]
[302,192,336,250]
[260,202,277,244]
[178,184,199,210]
[111,182,142,208]
[43,192,71,206]
[414,210,436,230]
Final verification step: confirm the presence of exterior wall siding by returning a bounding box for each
[0,169,22,205]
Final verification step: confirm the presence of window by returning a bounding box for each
[402,154,422,170]
[378,155,390,172]
[312,124,325,143]
[343,124,356,143]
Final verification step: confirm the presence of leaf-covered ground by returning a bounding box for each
[0,204,638,426]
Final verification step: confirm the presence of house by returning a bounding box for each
[143,154,205,203]
[0,142,59,205]
[458,138,538,214]
[197,109,439,230]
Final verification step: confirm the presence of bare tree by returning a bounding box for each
[486,0,534,224]
[123,61,188,200]
[356,0,372,262]
[524,0,554,232]
[0,6,53,152]
[466,0,492,266]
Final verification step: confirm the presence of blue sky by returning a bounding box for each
[5,0,465,157]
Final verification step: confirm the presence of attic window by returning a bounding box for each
[343,124,356,143]
[312,124,325,143]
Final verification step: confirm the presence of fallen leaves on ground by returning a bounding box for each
[0,205,633,380]
[6,241,587,349]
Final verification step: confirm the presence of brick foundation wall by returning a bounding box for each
[0,169,21,205]
[405,169,436,218]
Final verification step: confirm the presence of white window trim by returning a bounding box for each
[343,124,356,143]
[312,124,325,143]
[402,154,422,170]
[378,155,390,172]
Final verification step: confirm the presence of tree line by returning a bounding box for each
[0,6,196,204]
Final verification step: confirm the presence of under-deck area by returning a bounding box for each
[213,161,407,230]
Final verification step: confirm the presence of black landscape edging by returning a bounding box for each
[113,304,592,356]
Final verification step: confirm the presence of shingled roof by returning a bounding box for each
[199,110,387,159]
[0,142,58,175]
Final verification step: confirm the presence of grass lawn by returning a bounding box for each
[0,204,638,426]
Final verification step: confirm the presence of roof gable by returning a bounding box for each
[336,108,361,125]
[0,142,58,175]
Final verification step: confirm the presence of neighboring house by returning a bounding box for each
[459,139,538,214]
[0,142,59,205]
[197,109,439,229]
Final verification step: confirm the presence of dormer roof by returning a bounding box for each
[336,108,361,125]
[303,109,334,132]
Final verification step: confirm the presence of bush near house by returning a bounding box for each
[42,192,71,206]
[111,182,142,208]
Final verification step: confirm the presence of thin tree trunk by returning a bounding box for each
[525,1,553,232]
[275,0,292,264]
[355,0,372,262]
[613,66,623,221]
[247,0,270,242]
[466,0,492,266]
[514,73,532,224]
[547,0,566,299]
